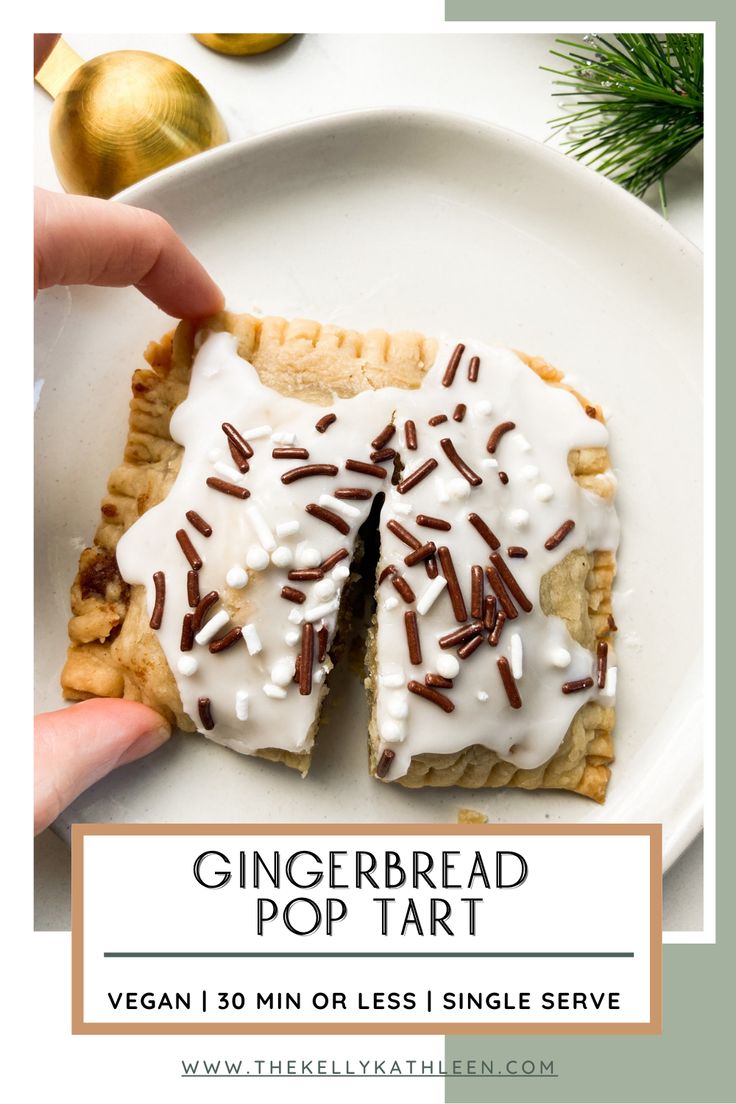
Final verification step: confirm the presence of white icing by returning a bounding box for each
[116,331,618,773]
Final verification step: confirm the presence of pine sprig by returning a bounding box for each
[542,33,704,211]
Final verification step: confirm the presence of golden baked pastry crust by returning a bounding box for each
[61,312,615,797]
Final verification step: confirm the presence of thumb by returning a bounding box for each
[34,698,171,834]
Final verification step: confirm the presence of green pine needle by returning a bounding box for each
[542,33,704,210]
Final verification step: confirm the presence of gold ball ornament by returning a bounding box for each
[48,50,228,199]
[193,34,293,56]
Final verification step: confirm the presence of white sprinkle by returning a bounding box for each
[207,447,224,463]
[379,669,404,689]
[382,719,405,742]
[332,564,350,582]
[601,666,617,698]
[474,399,493,417]
[242,424,272,440]
[246,505,276,551]
[314,578,336,600]
[271,545,294,568]
[246,545,270,571]
[313,667,327,686]
[510,633,523,679]
[177,655,198,677]
[416,575,447,615]
[235,691,249,721]
[481,457,499,469]
[287,607,304,625]
[392,500,413,516]
[508,508,530,529]
[512,432,532,452]
[263,683,287,700]
[448,477,471,501]
[195,608,229,646]
[383,596,399,611]
[437,653,460,679]
[271,656,295,687]
[319,493,360,520]
[435,477,449,503]
[243,623,262,655]
[271,431,296,445]
[276,519,301,539]
[213,460,244,483]
[226,566,248,589]
[285,629,301,646]
[388,694,409,720]
[476,690,489,703]
[295,544,322,569]
[521,464,539,481]
[550,646,571,668]
[304,597,340,623]
[534,483,554,502]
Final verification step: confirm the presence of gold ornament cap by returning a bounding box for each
[38,45,228,198]
[193,34,292,56]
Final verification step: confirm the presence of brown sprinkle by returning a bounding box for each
[440,438,482,486]
[404,611,422,664]
[468,511,501,551]
[198,696,215,730]
[320,547,349,572]
[608,614,618,632]
[180,612,194,651]
[272,447,309,460]
[228,439,250,473]
[315,413,337,433]
[405,541,437,567]
[206,477,249,500]
[404,420,418,450]
[334,487,372,500]
[425,557,439,579]
[281,586,306,604]
[439,621,484,649]
[489,609,507,647]
[187,569,200,608]
[317,625,329,663]
[191,590,219,634]
[429,414,448,426]
[392,574,416,603]
[490,552,533,613]
[508,546,528,558]
[497,656,522,709]
[485,565,518,620]
[150,571,165,630]
[426,673,453,689]
[222,422,253,459]
[442,342,465,388]
[387,518,421,550]
[483,595,497,632]
[467,355,480,382]
[416,514,451,531]
[586,405,598,419]
[396,457,438,495]
[438,546,467,622]
[209,626,242,654]
[408,679,454,713]
[371,424,396,450]
[282,463,338,484]
[293,656,301,684]
[458,633,484,659]
[562,677,594,695]
[545,519,576,551]
[376,748,395,779]
[498,471,509,485]
[597,641,609,689]
[186,510,212,538]
[305,503,350,535]
[345,458,387,480]
[378,564,398,585]
[470,565,484,620]
[453,403,467,422]
[299,623,314,695]
[370,447,396,463]
[486,420,516,454]
[176,529,202,570]
[288,568,324,582]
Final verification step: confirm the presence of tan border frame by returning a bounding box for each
[71,822,662,1035]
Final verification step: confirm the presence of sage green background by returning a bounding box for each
[443,4,732,1102]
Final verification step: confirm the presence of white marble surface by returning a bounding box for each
[33,32,704,932]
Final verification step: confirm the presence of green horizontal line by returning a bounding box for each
[105,951,633,958]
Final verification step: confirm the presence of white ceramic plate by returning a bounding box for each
[35,109,703,869]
